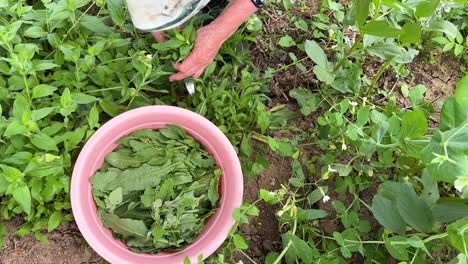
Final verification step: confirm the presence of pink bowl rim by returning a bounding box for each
[70,105,243,263]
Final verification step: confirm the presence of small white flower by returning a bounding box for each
[350,101,358,106]
[328,165,337,173]
[322,195,331,203]
[269,191,275,195]
[145,54,152,59]
[341,143,347,151]
[238,261,244,264]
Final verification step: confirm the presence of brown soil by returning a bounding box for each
[236,151,293,262]
[0,219,103,264]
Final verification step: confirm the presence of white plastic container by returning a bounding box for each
[126,0,211,32]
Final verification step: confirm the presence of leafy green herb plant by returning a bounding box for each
[91,125,221,253]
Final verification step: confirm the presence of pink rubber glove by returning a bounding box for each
[150,0,258,81]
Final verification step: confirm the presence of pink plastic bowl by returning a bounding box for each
[71,106,243,264]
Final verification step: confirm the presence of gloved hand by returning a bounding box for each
[151,0,258,81]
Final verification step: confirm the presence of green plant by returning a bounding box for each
[0,0,270,247]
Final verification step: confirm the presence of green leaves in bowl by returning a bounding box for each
[91,125,221,253]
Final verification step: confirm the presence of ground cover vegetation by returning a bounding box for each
[0,0,467,263]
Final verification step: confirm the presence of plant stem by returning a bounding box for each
[367,57,394,95]
[22,74,31,101]
[333,35,363,73]
[252,133,269,144]
[272,209,298,264]
[271,57,308,75]
[238,249,259,264]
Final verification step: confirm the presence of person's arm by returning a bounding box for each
[169,0,259,81]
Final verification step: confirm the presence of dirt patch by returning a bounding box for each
[0,219,103,264]
[236,150,293,261]
[370,51,463,125]
[406,51,462,109]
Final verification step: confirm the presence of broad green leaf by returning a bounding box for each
[282,233,314,264]
[421,126,468,182]
[32,107,57,121]
[355,0,371,27]
[289,88,320,116]
[99,99,122,117]
[440,97,468,131]
[240,135,253,157]
[48,211,62,232]
[399,22,421,44]
[106,0,125,27]
[433,202,468,224]
[0,165,23,182]
[208,171,220,207]
[307,186,328,205]
[105,152,142,169]
[108,162,182,193]
[400,110,428,140]
[100,210,148,239]
[415,0,440,17]
[428,20,458,40]
[372,195,406,234]
[24,26,47,38]
[278,36,296,47]
[31,85,57,99]
[301,209,328,220]
[447,218,468,254]
[11,182,32,215]
[4,121,27,137]
[233,234,248,250]
[31,133,59,151]
[80,15,113,34]
[409,85,427,106]
[385,236,409,260]
[305,40,328,68]
[396,183,434,233]
[361,21,402,38]
[91,168,121,191]
[455,75,468,109]
[313,65,335,84]
[72,93,97,104]
[357,105,371,127]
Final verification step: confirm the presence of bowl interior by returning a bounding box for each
[71,106,243,264]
